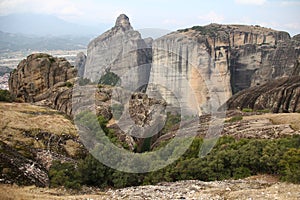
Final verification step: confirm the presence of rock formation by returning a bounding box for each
[8,53,77,116]
[74,52,86,78]
[224,76,300,113]
[293,34,300,42]
[84,14,152,92]
[0,103,85,186]
[150,24,300,114]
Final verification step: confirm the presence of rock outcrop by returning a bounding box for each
[8,53,77,116]
[74,52,86,78]
[224,76,300,113]
[0,103,85,186]
[150,24,299,114]
[293,34,300,42]
[84,14,152,91]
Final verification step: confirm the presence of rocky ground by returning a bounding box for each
[0,102,86,186]
[0,175,299,200]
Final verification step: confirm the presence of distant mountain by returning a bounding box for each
[0,31,92,52]
[0,13,109,36]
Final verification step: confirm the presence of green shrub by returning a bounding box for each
[225,115,243,123]
[0,89,14,102]
[160,112,181,135]
[279,148,300,183]
[233,167,252,179]
[78,78,91,86]
[242,108,253,112]
[98,71,120,86]
[47,135,300,189]
[257,109,270,113]
[49,161,81,189]
[65,81,73,88]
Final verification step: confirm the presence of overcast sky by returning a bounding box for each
[0,0,299,36]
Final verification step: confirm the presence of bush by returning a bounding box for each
[49,161,81,189]
[48,135,300,189]
[225,115,243,123]
[65,81,73,88]
[257,109,270,113]
[0,89,14,102]
[160,112,181,135]
[98,71,120,86]
[280,148,300,183]
[242,108,253,112]
[78,78,91,86]
[78,154,112,187]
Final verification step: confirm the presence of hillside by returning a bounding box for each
[0,31,90,52]
[0,102,86,186]
[0,102,300,199]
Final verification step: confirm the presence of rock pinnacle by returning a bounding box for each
[115,14,133,31]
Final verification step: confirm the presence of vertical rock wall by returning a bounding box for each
[84,14,152,91]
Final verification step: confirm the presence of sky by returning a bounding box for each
[0,0,299,36]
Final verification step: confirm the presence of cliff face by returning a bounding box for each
[8,53,77,116]
[150,24,299,113]
[74,52,86,78]
[150,27,232,114]
[84,14,152,90]
[224,76,300,113]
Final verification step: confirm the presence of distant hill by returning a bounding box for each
[0,31,91,52]
[0,13,108,36]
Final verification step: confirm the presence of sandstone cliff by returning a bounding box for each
[150,24,299,114]
[224,76,300,113]
[74,52,86,78]
[84,14,152,91]
[8,53,77,116]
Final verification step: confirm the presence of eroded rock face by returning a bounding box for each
[8,53,77,116]
[150,24,299,113]
[224,76,300,113]
[73,84,168,152]
[84,14,152,91]
[74,52,86,78]
[0,103,85,187]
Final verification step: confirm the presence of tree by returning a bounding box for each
[280,148,300,183]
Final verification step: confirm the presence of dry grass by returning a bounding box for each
[243,113,300,131]
[0,102,78,155]
[0,184,107,200]
[0,103,77,136]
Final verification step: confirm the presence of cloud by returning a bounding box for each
[235,0,267,5]
[0,0,127,25]
[284,22,300,30]
[198,11,224,23]
[280,1,300,6]
[0,0,80,17]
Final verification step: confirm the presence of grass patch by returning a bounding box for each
[242,108,253,112]
[225,115,243,123]
[65,81,73,88]
[257,109,270,113]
